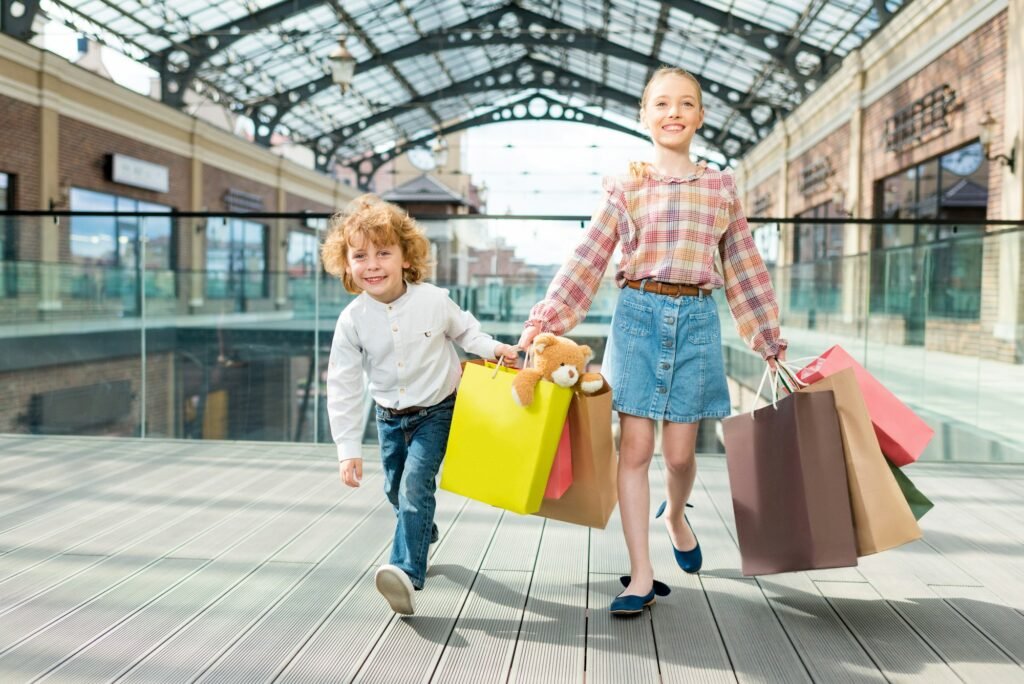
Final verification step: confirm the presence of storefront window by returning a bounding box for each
[1,172,14,296]
[790,202,845,318]
[69,189,173,268]
[206,218,268,304]
[870,142,986,326]
[873,141,988,246]
[0,172,10,210]
[286,231,318,275]
[68,188,174,306]
[70,189,117,265]
[794,202,845,263]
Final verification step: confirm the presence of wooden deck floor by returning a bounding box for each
[2,435,1023,683]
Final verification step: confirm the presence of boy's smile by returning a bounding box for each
[346,239,410,304]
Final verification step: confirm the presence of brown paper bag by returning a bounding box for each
[722,390,857,576]
[796,368,921,555]
[534,380,617,528]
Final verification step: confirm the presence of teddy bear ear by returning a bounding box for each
[580,345,594,364]
[533,333,556,355]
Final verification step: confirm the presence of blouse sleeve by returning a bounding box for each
[718,173,788,359]
[526,177,623,335]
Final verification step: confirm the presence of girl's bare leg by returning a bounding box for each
[660,421,700,550]
[617,413,657,596]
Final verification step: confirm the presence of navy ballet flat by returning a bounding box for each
[655,500,703,574]
[609,577,672,616]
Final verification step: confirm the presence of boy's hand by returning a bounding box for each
[495,343,520,364]
[339,458,363,487]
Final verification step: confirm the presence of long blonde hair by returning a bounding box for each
[630,66,704,179]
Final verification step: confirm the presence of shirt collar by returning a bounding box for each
[646,160,708,183]
[362,281,413,308]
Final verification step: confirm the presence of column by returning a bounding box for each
[274,160,288,309]
[37,56,61,315]
[994,0,1023,359]
[188,123,205,311]
[843,50,867,329]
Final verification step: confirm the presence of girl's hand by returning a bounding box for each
[766,347,787,370]
[518,325,540,350]
[339,458,362,487]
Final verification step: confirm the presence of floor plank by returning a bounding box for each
[1,436,1023,684]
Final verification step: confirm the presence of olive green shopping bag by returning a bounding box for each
[440,359,573,515]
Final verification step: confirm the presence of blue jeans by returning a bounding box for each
[375,393,455,589]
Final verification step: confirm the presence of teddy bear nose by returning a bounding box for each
[568,369,577,379]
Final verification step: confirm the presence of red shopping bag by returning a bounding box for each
[796,345,934,466]
[543,422,573,499]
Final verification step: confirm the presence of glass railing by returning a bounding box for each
[1,212,1021,462]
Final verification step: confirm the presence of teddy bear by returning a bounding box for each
[511,333,605,406]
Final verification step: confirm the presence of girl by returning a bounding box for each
[323,195,518,616]
[518,67,786,616]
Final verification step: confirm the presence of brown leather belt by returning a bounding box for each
[379,391,456,417]
[625,279,711,298]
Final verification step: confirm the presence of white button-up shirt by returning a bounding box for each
[326,282,501,461]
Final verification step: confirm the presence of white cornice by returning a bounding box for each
[1,34,340,202]
[860,0,1008,107]
[0,32,40,69]
[743,0,1007,168]
[0,70,38,106]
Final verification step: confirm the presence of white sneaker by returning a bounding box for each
[375,564,416,615]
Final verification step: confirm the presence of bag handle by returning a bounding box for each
[774,362,805,396]
[489,345,523,379]
[750,364,783,413]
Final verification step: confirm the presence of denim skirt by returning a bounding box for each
[603,283,731,423]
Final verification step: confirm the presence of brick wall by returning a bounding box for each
[285,192,334,214]
[0,352,174,436]
[788,122,851,217]
[744,176,778,218]
[202,164,275,211]
[0,95,42,258]
[861,12,1007,219]
[58,116,191,264]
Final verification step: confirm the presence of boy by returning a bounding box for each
[322,195,517,615]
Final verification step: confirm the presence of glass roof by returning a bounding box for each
[41,0,909,170]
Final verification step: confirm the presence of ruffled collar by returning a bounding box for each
[645,160,708,183]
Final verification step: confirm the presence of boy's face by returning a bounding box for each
[345,238,410,304]
[642,73,704,152]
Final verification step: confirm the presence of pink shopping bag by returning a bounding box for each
[544,421,573,499]
[796,345,934,466]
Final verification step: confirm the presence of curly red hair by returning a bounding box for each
[320,194,431,294]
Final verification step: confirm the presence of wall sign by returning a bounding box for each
[885,85,960,153]
[107,154,169,193]
[224,188,265,212]
[752,191,773,216]
[799,157,833,196]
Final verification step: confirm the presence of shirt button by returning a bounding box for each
[399,388,406,394]
[660,362,670,370]
[397,361,403,368]
[392,325,398,332]
[665,316,675,324]
[387,305,393,311]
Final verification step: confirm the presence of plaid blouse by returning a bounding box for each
[527,163,787,360]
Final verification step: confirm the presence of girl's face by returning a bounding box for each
[345,237,410,303]
[642,73,705,152]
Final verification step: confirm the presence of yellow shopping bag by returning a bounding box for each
[441,359,573,514]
